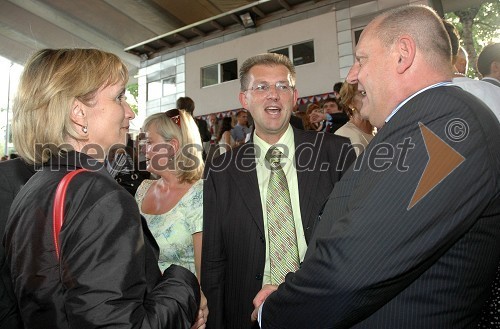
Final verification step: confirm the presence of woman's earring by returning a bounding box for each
[82,125,88,134]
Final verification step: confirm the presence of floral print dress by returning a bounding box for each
[135,179,203,275]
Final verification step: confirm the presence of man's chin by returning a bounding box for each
[359,108,370,121]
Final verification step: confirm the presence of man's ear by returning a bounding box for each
[490,61,500,76]
[239,91,249,109]
[396,35,416,74]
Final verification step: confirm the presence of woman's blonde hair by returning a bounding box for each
[12,48,128,164]
[142,110,204,183]
[339,82,357,117]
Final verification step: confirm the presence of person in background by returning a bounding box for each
[477,43,500,87]
[332,81,343,99]
[231,110,251,145]
[442,19,500,122]
[135,109,204,278]
[177,96,211,159]
[455,46,468,76]
[305,103,324,131]
[3,48,204,329]
[217,116,236,155]
[0,157,36,329]
[208,114,219,145]
[309,97,349,133]
[107,134,151,196]
[252,5,500,328]
[335,82,374,156]
[289,104,304,130]
[202,52,354,329]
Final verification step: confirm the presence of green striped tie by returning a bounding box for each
[266,146,300,285]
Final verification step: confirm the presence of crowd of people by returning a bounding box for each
[0,4,499,329]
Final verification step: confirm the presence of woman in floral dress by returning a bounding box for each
[135,109,204,278]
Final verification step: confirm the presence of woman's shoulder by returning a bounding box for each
[181,180,203,208]
[135,179,156,199]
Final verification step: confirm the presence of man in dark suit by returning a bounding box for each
[0,157,36,328]
[201,53,355,329]
[252,5,500,328]
[477,43,500,87]
[288,114,304,129]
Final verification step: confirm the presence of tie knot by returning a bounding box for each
[266,147,283,169]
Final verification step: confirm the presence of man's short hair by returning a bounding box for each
[239,53,296,92]
[236,110,247,118]
[477,43,500,77]
[333,82,343,94]
[176,97,195,115]
[375,5,452,71]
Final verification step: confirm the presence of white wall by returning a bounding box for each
[139,0,430,119]
[185,11,340,116]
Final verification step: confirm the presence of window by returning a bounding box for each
[147,80,162,101]
[354,29,364,45]
[202,65,218,87]
[147,76,177,101]
[270,40,315,66]
[201,59,238,87]
[162,77,176,96]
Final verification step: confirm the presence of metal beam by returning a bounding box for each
[230,14,243,25]
[277,0,292,11]
[143,45,156,53]
[210,20,224,31]
[125,0,271,51]
[252,7,266,18]
[156,39,171,48]
[174,33,189,43]
[191,27,206,37]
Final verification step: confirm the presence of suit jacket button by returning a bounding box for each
[255,273,263,280]
[259,236,265,243]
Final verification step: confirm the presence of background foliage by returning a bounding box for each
[445,1,500,77]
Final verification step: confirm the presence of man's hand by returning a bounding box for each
[309,112,327,123]
[191,290,209,329]
[251,284,278,322]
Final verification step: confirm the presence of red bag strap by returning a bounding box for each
[52,169,88,260]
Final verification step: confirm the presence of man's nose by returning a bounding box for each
[346,63,359,84]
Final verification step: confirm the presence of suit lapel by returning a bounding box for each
[229,143,265,235]
[294,129,320,230]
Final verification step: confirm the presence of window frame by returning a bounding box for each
[201,59,238,88]
[269,40,315,66]
[146,75,178,101]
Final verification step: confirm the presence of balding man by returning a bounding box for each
[252,5,500,328]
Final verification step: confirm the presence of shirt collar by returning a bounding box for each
[385,81,452,123]
[253,124,295,164]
